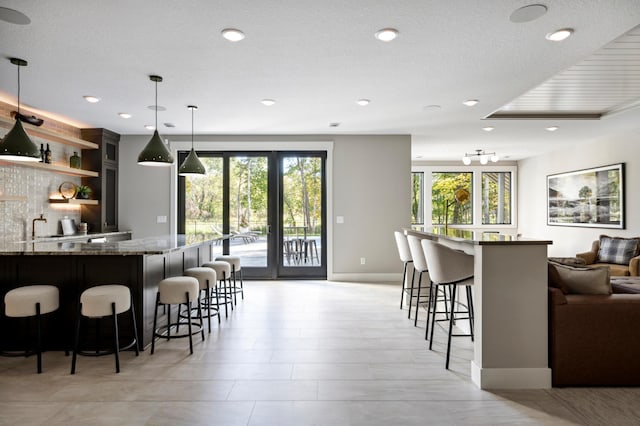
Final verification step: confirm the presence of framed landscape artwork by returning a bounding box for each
[547,163,624,229]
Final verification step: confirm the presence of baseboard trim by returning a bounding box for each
[471,361,552,389]
[328,273,402,283]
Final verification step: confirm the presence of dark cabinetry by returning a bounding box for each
[81,128,120,233]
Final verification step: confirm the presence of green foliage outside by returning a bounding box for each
[432,172,472,225]
[184,156,322,238]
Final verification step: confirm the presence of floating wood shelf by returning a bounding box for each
[0,116,99,150]
[48,198,98,205]
[0,160,99,177]
[0,195,27,202]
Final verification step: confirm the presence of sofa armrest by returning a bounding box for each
[550,293,640,386]
[629,255,640,276]
[576,251,596,265]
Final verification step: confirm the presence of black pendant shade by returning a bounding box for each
[138,129,174,166]
[178,105,205,176]
[138,75,174,166]
[0,58,40,162]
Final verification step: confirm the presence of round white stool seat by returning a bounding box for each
[158,276,199,304]
[5,285,59,317]
[215,255,241,270]
[202,261,231,277]
[184,267,217,289]
[81,285,131,317]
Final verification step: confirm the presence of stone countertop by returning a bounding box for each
[0,234,220,255]
[26,231,132,243]
[404,227,553,245]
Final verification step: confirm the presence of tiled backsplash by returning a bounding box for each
[1,117,83,242]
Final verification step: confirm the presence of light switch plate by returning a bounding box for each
[336,216,344,224]
[157,215,167,223]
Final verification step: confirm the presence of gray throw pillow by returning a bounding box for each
[548,261,611,295]
[597,236,640,265]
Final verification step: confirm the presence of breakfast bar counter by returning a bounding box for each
[405,228,553,389]
[0,235,221,349]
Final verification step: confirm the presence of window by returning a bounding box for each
[481,172,511,224]
[411,165,517,229]
[431,172,472,225]
[411,172,424,224]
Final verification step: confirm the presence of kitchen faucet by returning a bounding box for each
[32,214,47,238]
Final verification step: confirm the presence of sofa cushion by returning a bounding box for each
[548,261,611,295]
[597,235,640,265]
[548,257,586,267]
[589,262,630,276]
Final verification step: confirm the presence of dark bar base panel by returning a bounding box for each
[0,241,216,350]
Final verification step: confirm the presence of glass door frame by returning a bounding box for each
[178,150,327,279]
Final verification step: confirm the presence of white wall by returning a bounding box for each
[119,134,411,279]
[518,130,639,257]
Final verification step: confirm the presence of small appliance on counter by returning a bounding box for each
[60,217,76,236]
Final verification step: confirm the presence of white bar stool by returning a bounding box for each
[202,261,233,318]
[184,267,220,332]
[406,235,432,328]
[3,285,60,373]
[151,276,204,355]
[215,255,243,303]
[422,239,475,369]
[71,284,139,374]
[394,231,414,310]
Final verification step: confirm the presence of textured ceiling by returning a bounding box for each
[1,1,640,161]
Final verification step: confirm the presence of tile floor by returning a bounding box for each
[2,280,640,425]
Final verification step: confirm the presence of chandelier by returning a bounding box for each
[462,149,499,165]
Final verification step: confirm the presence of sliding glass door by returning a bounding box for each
[179,151,326,279]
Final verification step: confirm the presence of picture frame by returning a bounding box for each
[547,163,624,228]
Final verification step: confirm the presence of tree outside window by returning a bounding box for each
[431,172,472,225]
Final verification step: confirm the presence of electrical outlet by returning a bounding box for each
[360,257,366,265]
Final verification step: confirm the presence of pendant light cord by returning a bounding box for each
[16,63,21,115]
[191,107,195,149]
[154,79,158,129]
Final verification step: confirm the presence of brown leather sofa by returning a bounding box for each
[576,238,640,276]
[549,286,640,386]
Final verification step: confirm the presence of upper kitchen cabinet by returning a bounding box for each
[81,128,120,233]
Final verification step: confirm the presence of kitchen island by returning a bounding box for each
[0,235,221,349]
[405,228,553,389]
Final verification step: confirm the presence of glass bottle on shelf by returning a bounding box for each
[39,144,44,163]
[70,151,80,169]
[44,144,52,164]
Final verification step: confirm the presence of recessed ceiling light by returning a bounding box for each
[144,125,155,130]
[356,99,370,106]
[260,99,276,106]
[148,105,167,111]
[374,28,398,42]
[546,126,559,131]
[83,95,100,103]
[483,126,495,132]
[0,7,30,25]
[118,113,132,119]
[422,104,441,111]
[510,4,548,23]
[222,28,245,42]
[329,122,340,127]
[463,99,479,107]
[546,28,574,41]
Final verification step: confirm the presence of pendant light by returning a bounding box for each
[0,58,40,162]
[137,75,174,166]
[178,105,206,176]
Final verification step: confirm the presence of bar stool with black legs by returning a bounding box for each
[3,285,60,373]
[202,261,233,317]
[184,267,220,333]
[215,255,243,303]
[394,231,414,311]
[422,239,475,370]
[151,276,204,355]
[71,284,139,374]
[406,235,432,328]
